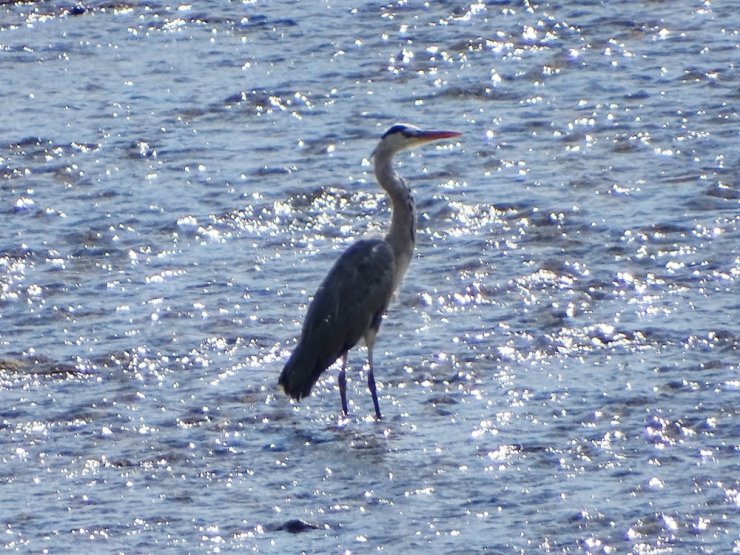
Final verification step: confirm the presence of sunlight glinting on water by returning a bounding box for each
[0,0,737,552]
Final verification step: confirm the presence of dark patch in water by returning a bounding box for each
[271,519,323,533]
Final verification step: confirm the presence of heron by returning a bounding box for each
[278,123,462,419]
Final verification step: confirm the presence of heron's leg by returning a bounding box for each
[367,345,382,420]
[338,353,349,416]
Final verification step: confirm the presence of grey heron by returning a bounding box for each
[279,123,462,419]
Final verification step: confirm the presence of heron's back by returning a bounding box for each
[279,239,395,400]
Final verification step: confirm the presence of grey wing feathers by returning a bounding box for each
[279,239,395,400]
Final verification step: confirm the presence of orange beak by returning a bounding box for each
[410,130,463,143]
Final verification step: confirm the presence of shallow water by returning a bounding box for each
[1,1,738,552]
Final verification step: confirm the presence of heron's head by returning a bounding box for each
[373,123,461,158]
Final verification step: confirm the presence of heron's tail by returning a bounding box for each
[279,340,325,401]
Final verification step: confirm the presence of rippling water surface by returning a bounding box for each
[1,1,738,552]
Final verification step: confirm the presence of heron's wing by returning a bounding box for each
[279,239,395,399]
[305,238,395,359]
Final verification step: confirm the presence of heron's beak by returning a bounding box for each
[409,129,463,144]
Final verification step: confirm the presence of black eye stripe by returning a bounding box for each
[382,124,410,139]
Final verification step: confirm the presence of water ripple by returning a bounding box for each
[1,0,738,552]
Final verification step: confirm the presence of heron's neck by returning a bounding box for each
[375,153,416,291]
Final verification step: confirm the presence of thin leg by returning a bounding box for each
[367,345,382,420]
[338,353,348,416]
